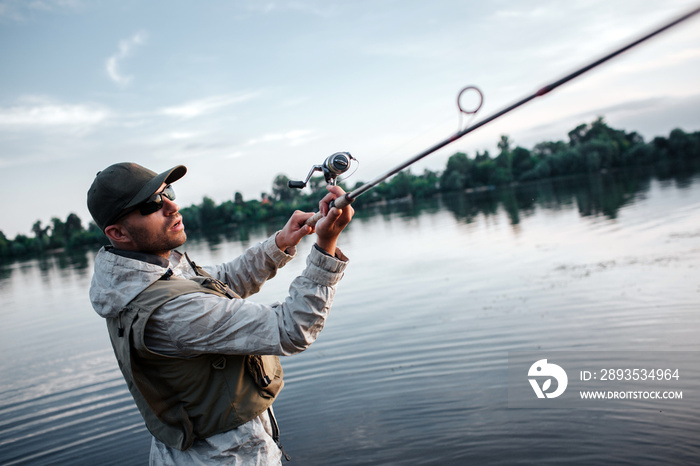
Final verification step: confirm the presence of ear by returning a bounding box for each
[104,223,133,247]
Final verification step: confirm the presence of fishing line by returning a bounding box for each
[337,157,360,185]
[300,4,700,226]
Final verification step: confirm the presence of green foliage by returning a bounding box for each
[511,146,535,180]
[271,174,300,203]
[2,119,699,264]
[0,212,109,263]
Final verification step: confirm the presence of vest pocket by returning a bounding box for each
[246,355,283,398]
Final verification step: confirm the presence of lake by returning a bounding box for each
[1,168,699,465]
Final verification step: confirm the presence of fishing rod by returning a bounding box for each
[298,4,700,226]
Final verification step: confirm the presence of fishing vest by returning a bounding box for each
[105,258,284,451]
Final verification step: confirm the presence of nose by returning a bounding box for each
[162,196,179,215]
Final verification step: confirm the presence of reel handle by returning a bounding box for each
[305,194,353,227]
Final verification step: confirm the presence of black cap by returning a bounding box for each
[87,162,187,231]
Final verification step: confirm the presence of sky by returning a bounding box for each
[1,0,699,237]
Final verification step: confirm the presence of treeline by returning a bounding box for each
[350,117,700,206]
[1,118,699,262]
[0,214,108,262]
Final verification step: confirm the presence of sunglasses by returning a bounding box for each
[136,184,176,215]
[114,184,176,223]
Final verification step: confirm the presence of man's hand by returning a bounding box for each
[276,210,315,254]
[315,185,354,257]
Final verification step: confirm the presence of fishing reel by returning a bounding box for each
[288,152,357,189]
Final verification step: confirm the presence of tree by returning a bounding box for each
[511,146,535,180]
[494,135,513,184]
[32,220,50,250]
[440,152,471,190]
[667,128,693,158]
[626,131,645,147]
[180,204,200,231]
[66,213,82,234]
[566,117,631,169]
[387,170,415,198]
[0,230,9,260]
[441,171,465,191]
[11,233,36,257]
[200,196,219,227]
[568,123,589,146]
[474,150,491,163]
[533,140,567,157]
[49,217,67,248]
[470,150,493,186]
[548,149,583,176]
[272,174,300,203]
[65,213,84,247]
[497,135,511,154]
[414,169,440,198]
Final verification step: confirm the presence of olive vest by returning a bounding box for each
[106,259,284,451]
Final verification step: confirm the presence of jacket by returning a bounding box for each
[107,269,284,451]
[89,234,348,464]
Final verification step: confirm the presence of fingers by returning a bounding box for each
[292,210,315,226]
[276,210,315,251]
[289,224,311,244]
[319,194,331,216]
[325,206,342,223]
[317,205,353,233]
[326,185,346,196]
[292,211,315,239]
[319,185,347,216]
[332,204,354,226]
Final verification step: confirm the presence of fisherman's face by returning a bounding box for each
[118,183,187,258]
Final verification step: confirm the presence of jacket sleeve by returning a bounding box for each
[144,245,348,357]
[202,233,294,299]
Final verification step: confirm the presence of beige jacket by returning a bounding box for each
[89,234,348,465]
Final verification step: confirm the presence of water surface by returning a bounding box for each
[1,169,699,465]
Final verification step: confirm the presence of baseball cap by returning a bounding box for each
[87,162,187,231]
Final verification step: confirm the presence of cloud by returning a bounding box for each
[105,31,147,86]
[168,131,200,141]
[0,0,81,20]
[607,47,700,76]
[245,129,318,147]
[569,97,667,121]
[0,97,110,131]
[0,1,22,20]
[160,92,262,119]
[243,0,341,18]
[492,5,559,20]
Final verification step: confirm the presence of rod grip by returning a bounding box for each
[305,194,353,227]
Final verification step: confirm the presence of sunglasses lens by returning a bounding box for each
[136,185,176,215]
[138,199,163,215]
[162,185,176,201]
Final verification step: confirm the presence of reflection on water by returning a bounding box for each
[1,168,699,465]
[375,166,694,227]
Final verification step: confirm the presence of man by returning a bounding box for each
[87,162,353,464]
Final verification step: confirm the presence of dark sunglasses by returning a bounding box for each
[136,184,176,215]
[114,184,176,223]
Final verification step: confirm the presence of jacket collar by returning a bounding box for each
[106,246,170,268]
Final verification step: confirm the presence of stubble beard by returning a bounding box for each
[127,220,187,257]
